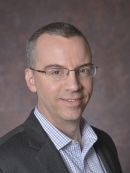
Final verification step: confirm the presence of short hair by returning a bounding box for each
[26,22,90,68]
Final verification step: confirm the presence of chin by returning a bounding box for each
[62,110,82,122]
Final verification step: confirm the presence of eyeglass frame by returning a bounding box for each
[29,63,98,80]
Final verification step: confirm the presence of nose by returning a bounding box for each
[64,71,82,91]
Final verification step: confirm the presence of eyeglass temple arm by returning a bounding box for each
[29,67,46,73]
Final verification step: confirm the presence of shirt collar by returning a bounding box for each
[34,107,97,151]
[34,107,71,150]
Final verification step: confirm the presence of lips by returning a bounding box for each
[64,98,81,101]
[67,99,78,102]
[61,98,83,107]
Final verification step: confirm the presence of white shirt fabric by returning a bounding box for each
[34,107,106,173]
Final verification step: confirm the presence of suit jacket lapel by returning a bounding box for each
[24,111,69,173]
[35,137,69,173]
[93,131,121,173]
[94,141,114,173]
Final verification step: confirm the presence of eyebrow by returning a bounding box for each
[44,64,65,69]
[44,63,93,69]
[77,63,93,68]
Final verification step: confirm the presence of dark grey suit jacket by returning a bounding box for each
[0,110,122,173]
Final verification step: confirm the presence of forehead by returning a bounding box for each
[35,34,92,68]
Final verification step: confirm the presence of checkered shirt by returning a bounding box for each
[34,107,107,173]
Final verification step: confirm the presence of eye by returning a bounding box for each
[49,69,64,76]
[80,68,90,74]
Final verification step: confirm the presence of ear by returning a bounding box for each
[25,68,37,92]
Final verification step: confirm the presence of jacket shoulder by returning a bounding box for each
[0,109,35,146]
[0,124,25,146]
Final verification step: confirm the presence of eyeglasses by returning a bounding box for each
[29,64,98,81]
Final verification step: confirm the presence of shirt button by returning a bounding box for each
[72,140,77,145]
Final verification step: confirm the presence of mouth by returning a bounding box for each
[63,98,81,101]
[61,98,83,107]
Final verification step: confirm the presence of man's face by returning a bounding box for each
[26,34,93,128]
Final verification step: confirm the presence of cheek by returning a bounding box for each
[37,80,62,99]
[83,79,93,94]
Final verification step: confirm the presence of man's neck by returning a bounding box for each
[37,104,82,145]
[53,119,82,146]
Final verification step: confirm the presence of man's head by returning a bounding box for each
[25,22,96,130]
[26,22,91,68]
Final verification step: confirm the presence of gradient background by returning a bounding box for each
[0,0,130,172]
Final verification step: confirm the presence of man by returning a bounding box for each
[0,22,122,173]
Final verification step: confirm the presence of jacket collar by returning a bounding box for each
[93,127,121,173]
[94,140,113,173]
[24,110,69,173]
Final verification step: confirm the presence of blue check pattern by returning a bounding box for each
[34,107,106,173]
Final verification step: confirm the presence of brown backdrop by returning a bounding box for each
[0,0,130,172]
